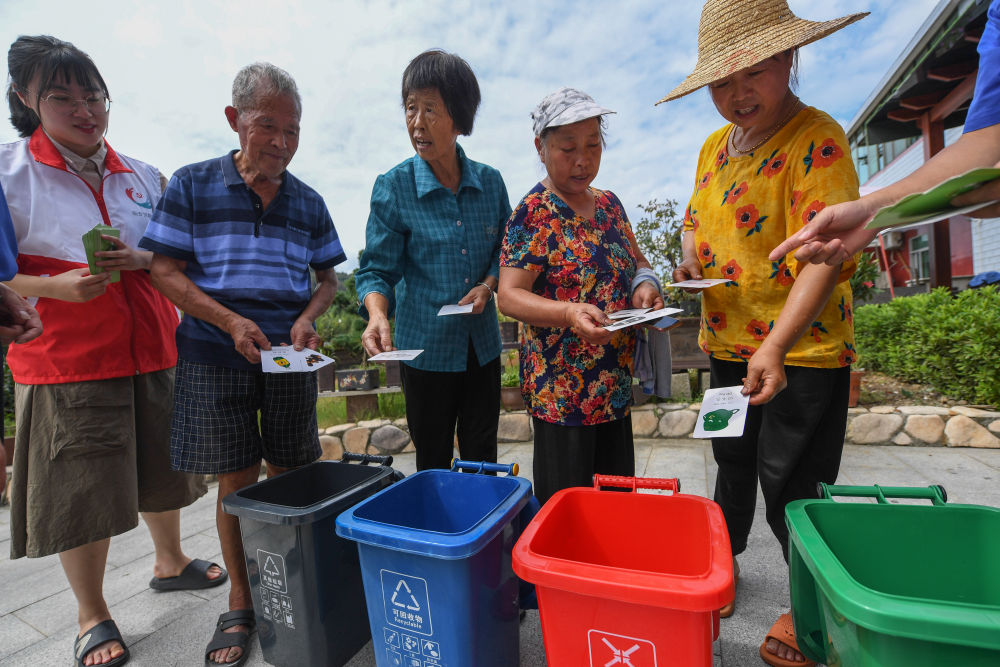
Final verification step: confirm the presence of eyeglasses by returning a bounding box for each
[34,91,111,115]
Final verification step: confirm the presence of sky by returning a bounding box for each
[0,0,942,270]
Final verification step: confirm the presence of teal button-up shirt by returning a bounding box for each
[355,144,511,371]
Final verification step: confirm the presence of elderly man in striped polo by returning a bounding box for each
[140,62,346,667]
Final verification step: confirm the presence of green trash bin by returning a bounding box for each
[786,484,1000,667]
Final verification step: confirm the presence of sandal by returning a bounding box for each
[150,559,228,591]
[759,612,815,667]
[74,619,129,667]
[205,609,256,667]
[720,559,739,618]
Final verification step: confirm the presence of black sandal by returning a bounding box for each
[205,609,256,667]
[74,619,129,667]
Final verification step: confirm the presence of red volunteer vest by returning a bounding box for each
[0,130,178,384]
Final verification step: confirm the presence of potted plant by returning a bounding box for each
[498,313,519,348]
[500,350,525,411]
[336,362,380,391]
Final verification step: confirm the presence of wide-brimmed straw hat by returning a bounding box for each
[656,0,868,104]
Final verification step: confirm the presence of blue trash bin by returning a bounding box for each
[222,454,402,667]
[335,460,533,667]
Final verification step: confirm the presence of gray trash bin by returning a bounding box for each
[223,453,402,666]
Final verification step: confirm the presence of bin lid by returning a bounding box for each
[222,460,397,525]
[786,498,1000,651]
[335,469,532,560]
[512,486,734,612]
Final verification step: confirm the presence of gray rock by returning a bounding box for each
[659,410,697,438]
[318,434,343,460]
[847,407,869,415]
[343,427,371,454]
[660,403,687,411]
[370,425,411,454]
[904,415,945,444]
[358,418,389,429]
[393,418,409,430]
[945,416,1000,448]
[326,423,355,436]
[671,373,692,400]
[498,413,532,442]
[950,406,1000,419]
[847,414,903,444]
[631,410,659,437]
[896,406,951,416]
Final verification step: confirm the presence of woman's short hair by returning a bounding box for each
[6,35,108,138]
[401,49,480,135]
[232,62,302,117]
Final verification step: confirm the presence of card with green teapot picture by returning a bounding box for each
[693,386,749,438]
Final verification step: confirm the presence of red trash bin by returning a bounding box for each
[513,475,733,667]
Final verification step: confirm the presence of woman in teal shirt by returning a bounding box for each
[356,49,511,470]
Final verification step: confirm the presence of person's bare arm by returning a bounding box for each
[149,253,270,363]
[770,123,1000,264]
[498,266,612,346]
[743,262,841,404]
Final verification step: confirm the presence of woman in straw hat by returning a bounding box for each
[498,87,664,504]
[658,1,867,665]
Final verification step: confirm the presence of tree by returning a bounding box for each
[633,198,699,309]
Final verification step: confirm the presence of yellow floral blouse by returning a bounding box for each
[684,107,859,368]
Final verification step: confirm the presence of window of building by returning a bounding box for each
[909,234,930,283]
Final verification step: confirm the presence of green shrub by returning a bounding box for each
[854,286,1000,405]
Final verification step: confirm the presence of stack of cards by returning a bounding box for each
[81,225,120,282]
[261,346,335,373]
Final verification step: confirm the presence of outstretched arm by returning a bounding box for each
[770,123,1000,264]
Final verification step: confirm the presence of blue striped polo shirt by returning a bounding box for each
[140,150,347,370]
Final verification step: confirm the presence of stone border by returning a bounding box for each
[316,404,1000,459]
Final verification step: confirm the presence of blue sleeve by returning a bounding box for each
[139,170,197,261]
[964,0,1000,133]
[0,184,19,281]
[354,174,405,319]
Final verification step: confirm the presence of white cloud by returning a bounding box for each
[1,0,942,270]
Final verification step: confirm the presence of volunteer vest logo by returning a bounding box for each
[125,187,152,209]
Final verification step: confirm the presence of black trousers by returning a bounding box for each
[710,358,849,561]
[400,340,500,471]
[531,415,634,505]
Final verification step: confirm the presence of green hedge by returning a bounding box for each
[854,286,1000,405]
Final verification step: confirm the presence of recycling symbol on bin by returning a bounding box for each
[391,579,422,611]
[588,630,657,667]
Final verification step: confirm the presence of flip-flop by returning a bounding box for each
[205,609,256,667]
[74,619,129,667]
[759,612,816,667]
[720,559,739,618]
[149,559,228,591]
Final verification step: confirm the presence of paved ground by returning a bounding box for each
[2,439,998,666]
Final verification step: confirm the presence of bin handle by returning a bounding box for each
[593,474,680,493]
[341,452,394,467]
[816,483,947,506]
[450,459,519,476]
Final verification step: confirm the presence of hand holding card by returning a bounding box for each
[81,225,120,282]
[692,387,750,438]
